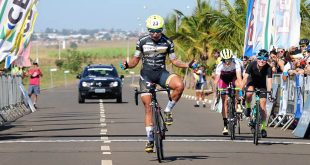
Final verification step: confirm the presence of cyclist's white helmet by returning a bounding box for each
[146,15,164,29]
[220,49,233,60]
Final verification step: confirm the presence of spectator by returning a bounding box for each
[269,49,285,73]
[282,52,304,81]
[304,45,310,74]
[26,62,43,109]
[277,47,286,61]
[11,65,24,76]
[242,56,250,77]
[193,65,207,108]
[299,38,309,56]
[213,50,221,65]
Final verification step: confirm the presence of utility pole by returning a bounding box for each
[58,40,61,60]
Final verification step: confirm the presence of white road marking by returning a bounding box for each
[100,123,107,127]
[99,100,112,165]
[101,137,109,140]
[101,129,107,133]
[101,146,110,151]
[102,160,112,165]
[0,139,310,145]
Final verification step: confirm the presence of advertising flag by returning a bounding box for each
[252,0,275,54]
[243,0,255,57]
[0,0,34,62]
[16,2,38,56]
[274,0,301,49]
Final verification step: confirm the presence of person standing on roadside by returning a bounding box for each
[194,65,207,108]
[26,62,43,109]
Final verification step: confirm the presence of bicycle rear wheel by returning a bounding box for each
[253,104,260,145]
[237,113,241,135]
[228,98,235,140]
[153,108,164,162]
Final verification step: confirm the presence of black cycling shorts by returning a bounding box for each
[139,69,173,92]
[246,81,267,98]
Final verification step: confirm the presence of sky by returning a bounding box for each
[35,0,219,32]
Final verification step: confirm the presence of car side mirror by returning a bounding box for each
[76,74,81,79]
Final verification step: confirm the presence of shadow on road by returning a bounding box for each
[82,101,129,104]
[161,155,209,162]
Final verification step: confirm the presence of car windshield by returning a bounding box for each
[83,67,118,77]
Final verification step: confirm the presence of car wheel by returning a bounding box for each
[116,94,122,103]
[79,93,85,103]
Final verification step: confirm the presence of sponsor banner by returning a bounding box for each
[274,0,301,49]
[295,75,303,119]
[293,92,310,138]
[0,0,34,62]
[243,0,255,56]
[252,0,275,54]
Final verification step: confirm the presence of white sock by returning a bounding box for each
[146,126,154,142]
[196,101,200,105]
[164,100,176,113]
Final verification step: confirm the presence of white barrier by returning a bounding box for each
[268,74,310,138]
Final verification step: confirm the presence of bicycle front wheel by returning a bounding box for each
[153,108,164,162]
[254,105,260,145]
[228,98,235,140]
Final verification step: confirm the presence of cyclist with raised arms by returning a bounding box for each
[242,49,273,138]
[213,49,242,135]
[120,15,197,153]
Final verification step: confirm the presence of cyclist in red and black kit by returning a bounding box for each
[120,15,197,153]
[241,49,273,138]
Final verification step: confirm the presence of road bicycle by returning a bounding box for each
[218,83,241,140]
[245,89,272,145]
[135,85,171,163]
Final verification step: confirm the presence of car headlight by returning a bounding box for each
[82,81,91,87]
[110,81,119,87]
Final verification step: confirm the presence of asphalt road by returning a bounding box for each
[0,78,309,165]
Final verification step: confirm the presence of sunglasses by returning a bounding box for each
[277,51,284,53]
[257,56,268,61]
[148,28,163,33]
[223,59,232,63]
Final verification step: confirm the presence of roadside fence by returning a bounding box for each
[0,75,35,126]
[268,74,310,138]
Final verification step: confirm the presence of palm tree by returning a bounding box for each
[204,0,246,56]
[301,0,310,37]
[165,0,216,66]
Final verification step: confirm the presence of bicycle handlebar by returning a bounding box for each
[217,87,241,91]
[245,89,272,94]
[134,87,172,106]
